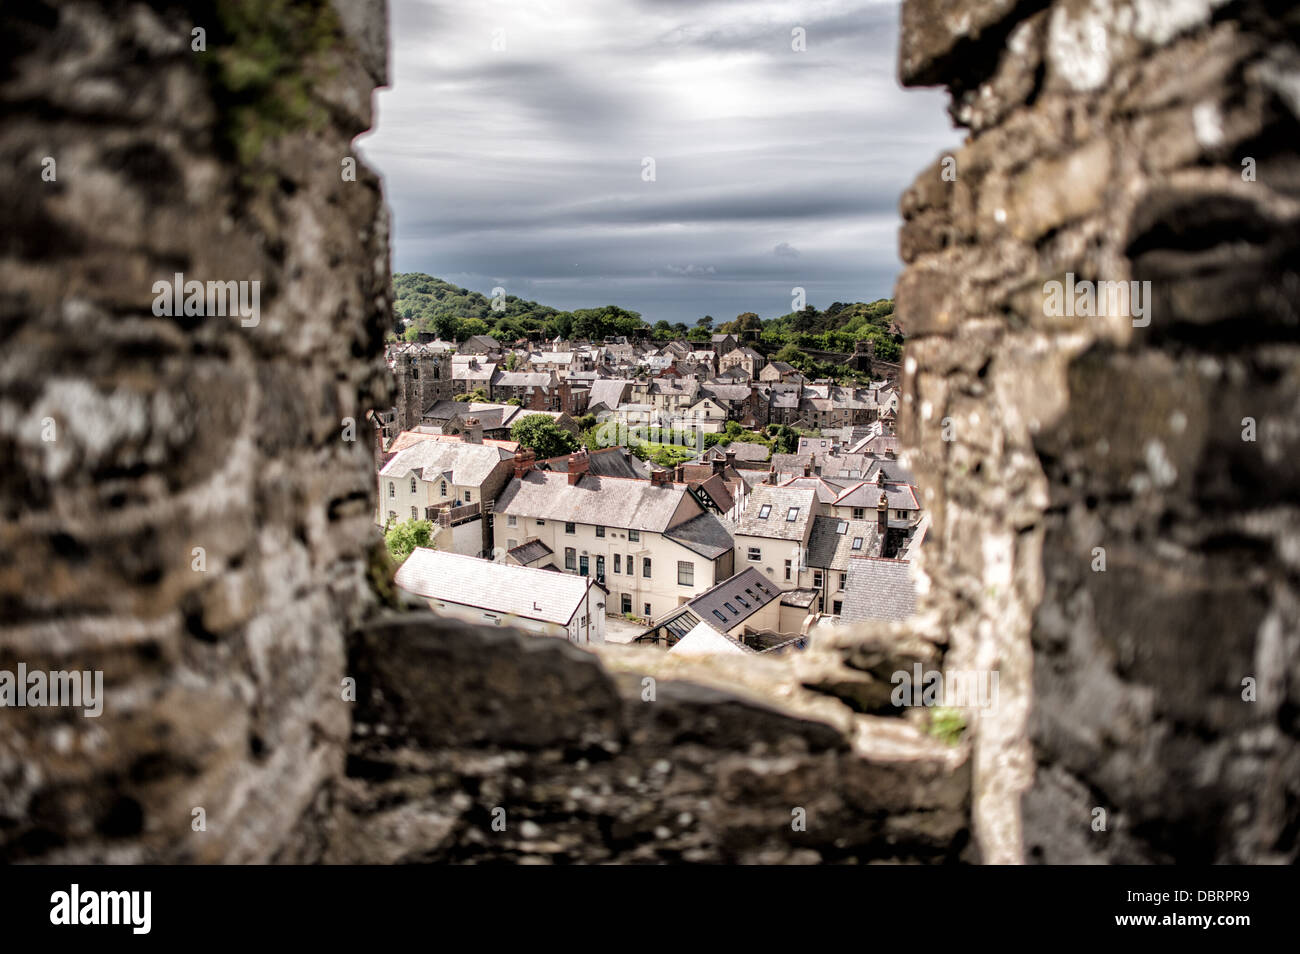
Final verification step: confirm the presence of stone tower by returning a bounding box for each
[396,347,453,430]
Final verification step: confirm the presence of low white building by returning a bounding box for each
[395,548,607,645]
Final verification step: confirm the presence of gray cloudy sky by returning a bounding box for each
[356,0,960,324]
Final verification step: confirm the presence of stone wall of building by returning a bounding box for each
[895,0,1300,863]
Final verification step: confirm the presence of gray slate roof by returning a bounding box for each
[734,484,817,541]
[379,439,511,488]
[664,510,735,560]
[840,557,917,623]
[805,516,883,569]
[396,548,589,625]
[495,471,690,533]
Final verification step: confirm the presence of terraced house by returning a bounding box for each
[493,460,735,622]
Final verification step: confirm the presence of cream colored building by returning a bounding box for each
[396,547,606,645]
[494,465,735,622]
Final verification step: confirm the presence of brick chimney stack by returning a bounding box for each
[567,450,590,486]
[877,489,889,535]
[650,469,671,487]
[725,450,736,470]
[513,448,536,479]
[711,456,725,476]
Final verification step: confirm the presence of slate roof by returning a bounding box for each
[495,471,689,533]
[588,379,632,410]
[494,371,553,389]
[834,480,921,511]
[538,446,649,480]
[668,621,753,656]
[656,567,783,638]
[841,557,917,623]
[805,516,884,569]
[664,509,735,559]
[734,484,817,541]
[379,439,511,488]
[703,442,770,463]
[507,538,553,565]
[396,548,590,625]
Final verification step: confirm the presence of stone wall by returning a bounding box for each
[2,0,1294,865]
[895,0,1300,863]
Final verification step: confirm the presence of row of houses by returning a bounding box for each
[378,418,924,651]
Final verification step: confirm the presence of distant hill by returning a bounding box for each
[391,272,900,364]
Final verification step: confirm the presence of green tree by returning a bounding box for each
[511,415,580,459]
[384,518,433,564]
[454,388,488,403]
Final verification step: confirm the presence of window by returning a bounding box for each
[411,507,418,520]
[813,570,823,588]
[622,594,632,614]
[855,507,867,519]
[409,477,417,494]
[747,547,761,562]
[595,526,605,538]
[388,482,395,498]
[629,530,640,542]
[441,481,448,497]
[565,547,576,570]
[614,554,621,574]
[758,504,771,519]
[464,491,471,503]
[786,507,800,522]
[677,561,694,586]
[642,557,652,578]
[536,519,545,526]
[644,603,652,617]
[712,610,728,624]
[735,595,749,608]
[565,522,576,535]
[580,555,589,576]
[836,521,848,534]
[723,602,737,615]
[507,539,517,550]
[784,560,792,581]
[852,537,863,551]
[595,556,604,582]
[833,600,843,616]
[507,515,517,527]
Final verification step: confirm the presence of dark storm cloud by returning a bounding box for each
[356,0,959,324]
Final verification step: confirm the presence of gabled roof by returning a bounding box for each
[834,480,921,511]
[668,621,753,656]
[379,439,512,488]
[495,471,693,533]
[841,557,916,623]
[735,484,817,541]
[805,516,883,569]
[664,509,734,559]
[397,549,591,625]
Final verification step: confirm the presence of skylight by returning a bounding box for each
[758,504,771,519]
[786,507,799,521]
[836,521,848,534]
[852,537,863,550]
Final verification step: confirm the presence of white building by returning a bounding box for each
[395,548,607,645]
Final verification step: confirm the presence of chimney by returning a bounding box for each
[650,469,671,487]
[567,450,590,486]
[463,417,482,444]
[877,489,889,534]
[513,448,536,479]
[765,466,777,485]
[725,450,736,470]
[803,458,812,478]
[711,456,725,476]
[676,464,687,483]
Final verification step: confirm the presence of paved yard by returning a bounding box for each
[603,614,647,645]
